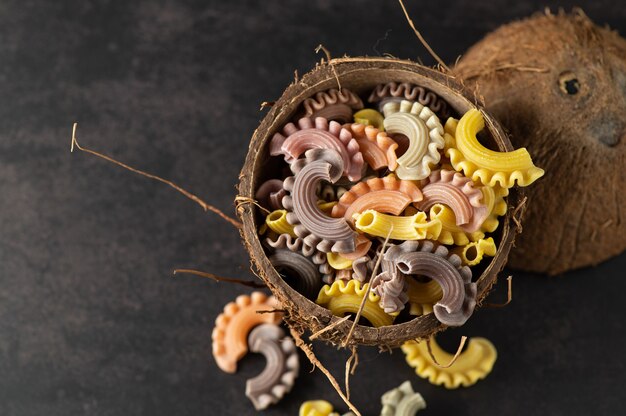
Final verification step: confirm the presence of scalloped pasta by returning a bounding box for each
[446,109,545,188]
[383,100,445,180]
[353,209,442,241]
[354,108,385,131]
[428,204,484,246]
[451,237,497,266]
[401,336,497,389]
[265,209,297,238]
[316,279,394,327]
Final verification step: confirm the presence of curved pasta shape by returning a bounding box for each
[343,123,398,170]
[368,81,451,120]
[256,179,286,211]
[269,249,323,299]
[339,234,373,260]
[354,108,385,131]
[212,292,283,373]
[429,204,484,246]
[381,381,427,416]
[300,88,364,124]
[326,252,353,270]
[371,268,408,314]
[266,210,297,238]
[451,237,497,267]
[353,209,442,241]
[331,175,423,224]
[447,109,545,188]
[282,149,358,253]
[299,400,337,416]
[270,117,364,181]
[245,324,299,410]
[479,185,509,233]
[401,336,497,389]
[316,280,394,328]
[317,200,337,215]
[384,241,476,327]
[406,278,443,316]
[415,169,488,232]
[383,100,445,180]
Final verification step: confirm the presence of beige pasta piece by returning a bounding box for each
[343,123,399,170]
[331,175,423,224]
[211,292,282,373]
[382,100,445,180]
[401,336,497,389]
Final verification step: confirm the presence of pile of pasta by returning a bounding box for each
[255,82,544,328]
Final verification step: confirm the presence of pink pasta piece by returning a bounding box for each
[344,123,399,170]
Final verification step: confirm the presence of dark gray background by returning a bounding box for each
[1,1,624,415]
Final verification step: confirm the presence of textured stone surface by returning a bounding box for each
[0,1,624,415]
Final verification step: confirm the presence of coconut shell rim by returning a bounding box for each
[237,56,523,347]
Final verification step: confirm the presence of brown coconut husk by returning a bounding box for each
[237,57,524,347]
[454,10,626,275]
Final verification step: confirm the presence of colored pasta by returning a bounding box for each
[406,278,443,316]
[343,123,398,170]
[331,175,423,223]
[256,179,286,211]
[269,249,323,299]
[401,336,497,389]
[265,209,297,237]
[368,81,451,120]
[451,237,497,266]
[446,109,545,188]
[270,116,364,181]
[282,149,359,253]
[428,204,485,246]
[380,381,427,416]
[316,279,394,327]
[212,292,283,373]
[383,100,445,180]
[353,108,385,131]
[353,209,442,241]
[300,88,364,124]
[415,169,489,233]
[245,324,299,410]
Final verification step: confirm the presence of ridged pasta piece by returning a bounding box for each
[383,241,476,327]
[450,237,497,266]
[265,209,297,238]
[316,280,394,328]
[353,108,385,131]
[380,381,427,416]
[326,252,353,270]
[353,209,442,241]
[406,278,443,316]
[343,123,398,170]
[371,268,408,314]
[256,179,286,211]
[270,117,364,181]
[446,109,545,188]
[269,249,323,299]
[264,234,334,286]
[401,336,497,389]
[299,400,341,416]
[212,292,283,373]
[282,149,358,253]
[300,88,364,124]
[428,204,484,246]
[245,324,299,410]
[331,175,423,224]
[368,82,451,120]
[415,169,488,233]
[479,185,508,233]
[383,100,445,180]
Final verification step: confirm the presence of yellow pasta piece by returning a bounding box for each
[353,209,442,241]
[317,200,337,214]
[446,109,544,188]
[326,252,353,270]
[428,204,484,246]
[299,400,340,416]
[401,336,497,389]
[316,280,394,328]
[451,237,497,266]
[265,209,297,238]
[478,185,508,233]
[407,278,442,316]
[354,108,385,131]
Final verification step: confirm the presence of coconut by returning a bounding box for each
[237,57,523,347]
[454,10,626,275]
